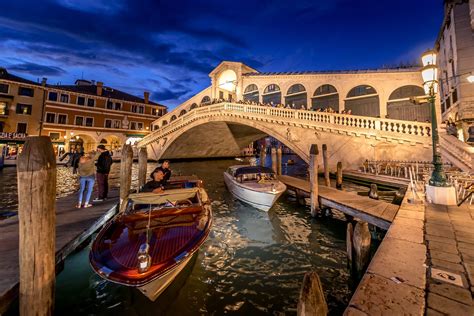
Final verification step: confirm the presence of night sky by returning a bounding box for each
[0,0,444,108]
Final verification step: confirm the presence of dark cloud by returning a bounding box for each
[0,0,443,107]
[8,62,66,76]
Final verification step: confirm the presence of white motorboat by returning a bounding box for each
[224,165,287,211]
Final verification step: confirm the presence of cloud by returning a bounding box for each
[8,62,66,76]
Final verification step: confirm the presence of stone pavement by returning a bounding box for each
[425,203,474,315]
[345,188,474,315]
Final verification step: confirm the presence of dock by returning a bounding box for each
[278,175,399,229]
[0,191,119,314]
[341,170,409,190]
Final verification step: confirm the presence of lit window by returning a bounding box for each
[16,103,32,115]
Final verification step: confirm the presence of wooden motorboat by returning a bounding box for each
[224,165,286,211]
[89,181,212,301]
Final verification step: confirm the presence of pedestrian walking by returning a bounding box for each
[94,145,113,202]
[77,152,96,208]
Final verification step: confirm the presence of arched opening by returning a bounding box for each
[170,115,177,122]
[387,85,430,122]
[345,85,379,117]
[69,134,96,153]
[201,96,211,105]
[162,120,168,127]
[104,135,121,150]
[312,84,339,111]
[262,84,281,105]
[179,109,187,117]
[190,103,198,110]
[243,84,259,103]
[217,69,237,101]
[285,84,307,109]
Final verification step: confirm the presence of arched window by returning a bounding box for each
[243,84,259,103]
[345,85,379,117]
[190,103,198,110]
[170,115,177,122]
[312,84,339,111]
[262,84,281,104]
[387,85,430,121]
[162,120,168,127]
[179,109,187,117]
[285,84,307,109]
[201,96,211,105]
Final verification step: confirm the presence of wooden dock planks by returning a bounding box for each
[0,191,119,314]
[278,175,399,230]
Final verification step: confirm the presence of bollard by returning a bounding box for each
[120,144,133,207]
[368,183,379,200]
[271,147,277,173]
[17,136,56,315]
[353,221,371,280]
[277,146,282,175]
[297,271,328,316]
[322,144,330,187]
[309,144,320,217]
[138,146,148,190]
[336,161,343,190]
[346,222,354,270]
[260,145,266,167]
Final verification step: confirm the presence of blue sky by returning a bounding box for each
[0,0,444,108]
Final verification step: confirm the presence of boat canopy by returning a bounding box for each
[128,188,199,205]
[234,166,275,177]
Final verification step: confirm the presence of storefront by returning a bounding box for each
[0,132,27,166]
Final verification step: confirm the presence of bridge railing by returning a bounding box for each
[140,102,432,146]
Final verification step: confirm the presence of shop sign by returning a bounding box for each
[0,132,27,140]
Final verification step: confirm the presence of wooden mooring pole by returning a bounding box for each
[120,144,133,207]
[271,147,277,173]
[322,144,330,187]
[138,146,148,190]
[336,161,343,190]
[297,271,328,316]
[346,222,354,270]
[309,144,320,217]
[260,145,266,167]
[277,146,282,175]
[17,136,56,315]
[353,221,371,279]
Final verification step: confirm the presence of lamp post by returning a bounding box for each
[421,49,448,187]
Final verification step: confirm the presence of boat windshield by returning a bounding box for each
[237,172,276,183]
[125,189,200,214]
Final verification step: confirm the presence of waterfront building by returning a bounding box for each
[436,0,474,143]
[0,68,46,162]
[42,80,167,155]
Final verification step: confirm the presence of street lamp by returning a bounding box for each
[421,49,457,205]
[421,49,447,187]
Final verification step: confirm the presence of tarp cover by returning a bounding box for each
[234,166,275,176]
[128,188,199,205]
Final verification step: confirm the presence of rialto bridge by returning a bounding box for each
[137,62,474,171]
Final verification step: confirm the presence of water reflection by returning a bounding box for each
[47,158,353,315]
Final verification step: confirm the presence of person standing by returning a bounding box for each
[77,152,96,208]
[94,145,112,201]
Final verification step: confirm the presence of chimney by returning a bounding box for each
[97,81,103,96]
[41,77,47,86]
[144,91,149,104]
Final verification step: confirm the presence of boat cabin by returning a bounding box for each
[226,165,276,183]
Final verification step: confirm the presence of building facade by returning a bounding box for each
[436,0,474,142]
[154,61,429,131]
[0,68,46,162]
[42,80,167,156]
[0,68,167,163]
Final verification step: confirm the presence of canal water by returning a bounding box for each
[2,156,378,315]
